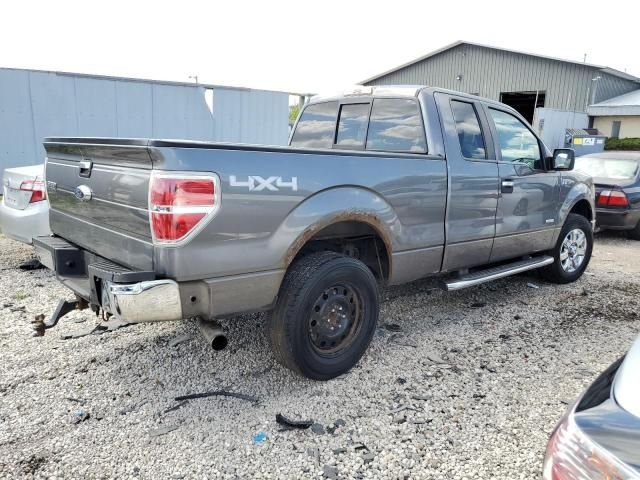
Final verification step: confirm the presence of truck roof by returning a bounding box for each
[309,85,498,106]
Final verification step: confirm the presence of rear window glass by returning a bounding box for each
[290,101,338,148]
[366,99,426,153]
[336,103,370,148]
[451,100,486,159]
[575,157,639,180]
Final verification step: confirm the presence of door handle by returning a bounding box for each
[501,179,514,193]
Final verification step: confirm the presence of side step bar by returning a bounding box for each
[444,255,554,291]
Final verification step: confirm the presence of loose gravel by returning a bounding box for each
[0,232,638,479]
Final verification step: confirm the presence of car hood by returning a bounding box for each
[614,335,640,419]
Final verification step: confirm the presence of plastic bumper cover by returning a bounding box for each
[0,200,50,244]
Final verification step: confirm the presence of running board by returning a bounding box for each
[444,255,554,291]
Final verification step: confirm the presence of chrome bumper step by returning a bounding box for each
[444,255,554,291]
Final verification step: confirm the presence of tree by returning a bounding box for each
[289,104,300,125]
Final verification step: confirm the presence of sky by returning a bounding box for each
[1,0,639,96]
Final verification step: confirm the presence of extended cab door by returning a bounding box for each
[482,106,560,262]
[435,93,499,271]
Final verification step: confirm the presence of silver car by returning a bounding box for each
[0,164,51,244]
[544,335,640,478]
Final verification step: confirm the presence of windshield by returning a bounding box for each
[574,157,639,180]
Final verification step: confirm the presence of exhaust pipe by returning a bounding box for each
[196,318,228,351]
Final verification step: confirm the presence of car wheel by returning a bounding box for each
[627,220,640,240]
[539,213,593,284]
[266,251,379,380]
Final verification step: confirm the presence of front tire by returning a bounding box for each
[266,252,379,380]
[539,213,593,284]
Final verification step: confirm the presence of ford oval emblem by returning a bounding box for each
[74,185,93,201]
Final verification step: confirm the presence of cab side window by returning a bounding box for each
[450,100,486,159]
[290,101,338,149]
[489,108,543,170]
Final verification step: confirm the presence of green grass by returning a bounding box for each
[13,291,29,301]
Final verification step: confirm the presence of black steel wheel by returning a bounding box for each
[266,252,379,380]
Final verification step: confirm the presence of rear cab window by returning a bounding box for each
[292,97,427,154]
[290,101,338,148]
[336,103,370,148]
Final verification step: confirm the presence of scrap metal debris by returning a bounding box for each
[71,410,90,424]
[168,334,192,348]
[383,322,402,332]
[276,413,313,430]
[149,425,180,437]
[174,390,259,403]
[163,401,188,414]
[19,259,45,271]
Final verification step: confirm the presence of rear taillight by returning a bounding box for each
[543,413,638,480]
[20,180,47,203]
[149,173,220,243]
[597,190,629,208]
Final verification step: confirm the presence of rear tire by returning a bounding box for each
[539,213,593,284]
[266,252,379,381]
[627,220,640,241]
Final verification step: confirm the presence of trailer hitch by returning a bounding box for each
[33,297,89,336]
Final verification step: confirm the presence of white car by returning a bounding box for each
[0,164,51,244]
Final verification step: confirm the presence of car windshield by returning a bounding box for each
[574,157,639,180]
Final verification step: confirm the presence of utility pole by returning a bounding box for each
[189,75,199,84]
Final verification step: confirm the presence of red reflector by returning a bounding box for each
[20,180,47,203]
[149,174,219,243]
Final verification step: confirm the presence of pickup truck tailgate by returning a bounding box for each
[44,138,154,270]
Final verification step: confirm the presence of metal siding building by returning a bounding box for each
[0,68,290,174]
[363,41,640,115]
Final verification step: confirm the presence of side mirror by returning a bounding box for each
[551,148,575,171]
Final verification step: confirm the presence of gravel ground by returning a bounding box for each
[0,232,638,479]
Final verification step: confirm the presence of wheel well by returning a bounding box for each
[289,221,390,282]
[569,199,593,221]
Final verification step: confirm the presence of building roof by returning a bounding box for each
[362,41,640,85]
[0,67,295,95]
[587,89,640,116]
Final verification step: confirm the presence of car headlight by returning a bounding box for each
[543,412,639,480]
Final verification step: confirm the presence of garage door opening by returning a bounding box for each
[499,91,545,124]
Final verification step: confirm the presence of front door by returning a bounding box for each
[435,93,499,271]
[483,106,560,262]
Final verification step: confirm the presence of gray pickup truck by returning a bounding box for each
[35,85,595,380]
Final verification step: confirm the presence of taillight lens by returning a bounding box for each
[20,179,47,203]
[149,174,220,243]
[543,414,638,480]
[597,190,629,208]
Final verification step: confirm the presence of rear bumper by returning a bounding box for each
[0,199,50,244]
[33,235,283,322]
[33,235,182,323]
[596,208,640,230]
[105,280,182,322]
